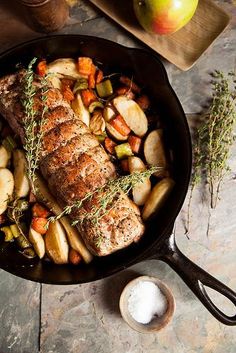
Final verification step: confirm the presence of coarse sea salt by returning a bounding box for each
[127,280,167,324]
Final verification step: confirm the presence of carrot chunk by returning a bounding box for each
[120,159,129,172]
[61,85,74,102]
[119,76,141,94]
[78,57,94,76]
[61,78,75,89]
[31,217,48,235]
[104,137,117,154]
[116,86,135,100]
[36,60,47,77]
[96,69,104,84]
[81,89,97,107]
[110,115,131,136]
[32,203,50,218]
[136,94,150,111]
[69,248,82,265]
[88,73,96,89]
[128,135,142,154]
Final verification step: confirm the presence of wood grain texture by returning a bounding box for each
[89,0,230,70]
[0,270,40,353]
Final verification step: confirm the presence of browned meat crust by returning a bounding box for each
[0,71,145,256]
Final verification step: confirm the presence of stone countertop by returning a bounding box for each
[0,1,236,352]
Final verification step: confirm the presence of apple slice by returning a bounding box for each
[29,227,45,259]
[142,178,175,221]
[106,122,128,141]
[128,156,151,206]
[46,58,81,79]
[0,145,10,168]
[113,96,148,137]
[13,149,30,198]
[45,220,69,264]
[71,92,90,127]
[144,129,168,177]
[0,168,14,215]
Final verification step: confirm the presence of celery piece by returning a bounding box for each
[96,133,107,144]
[16,234,31,249]
[22,248,36,258]
[10,224,20,238]
[96,80,113,98]
[1,226,14,242]
[73,77,88,93]
[2,136,17,152]
[88,101,104,113]
[115,143,133,160]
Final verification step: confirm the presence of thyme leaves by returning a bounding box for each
[186,71,236,234]
[48,166,159,233]
[21,58,49,194]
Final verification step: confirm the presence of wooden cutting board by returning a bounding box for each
[89,0,230,71]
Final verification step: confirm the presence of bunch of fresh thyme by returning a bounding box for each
[49,166,159,229]
[21,58,49,194]
[186,70,236,233]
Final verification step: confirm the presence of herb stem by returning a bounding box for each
[21,58,49,194]
[186,70,236,235]
[49,166,159,230]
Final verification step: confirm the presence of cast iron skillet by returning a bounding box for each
[0,35,235,325]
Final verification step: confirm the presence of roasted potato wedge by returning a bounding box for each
[113,96,148,137]
[103,105,116,122]
[45,220,69,264]
[46,58,81,79]
[34,173,93,264]
[47,75,62,90]
[142,178,175,221]
[71,92,90,127]
[128,156,145,173]
[106,122,128,141]
[128,156,151,206]
[29,227,45,259]
[0,145,10,168]
[144,129,168,177]
[13,149,30,198]
[0,168,14,215]
[90,111,106,135]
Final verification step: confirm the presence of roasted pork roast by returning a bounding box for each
[0,71,145,256]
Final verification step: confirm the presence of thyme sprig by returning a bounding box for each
[186,70,236,233]
[21,58,49,194]
[7,198,29,242]
[48,166,159,228]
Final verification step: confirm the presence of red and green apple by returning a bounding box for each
[133,0,199,35]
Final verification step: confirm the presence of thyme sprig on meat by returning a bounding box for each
[21,58,49,194]
[186,71,236,233]
[48,166,159,228]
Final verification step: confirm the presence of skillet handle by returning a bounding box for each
[157,233,236,325]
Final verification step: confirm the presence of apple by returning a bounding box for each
[133,0,199,35]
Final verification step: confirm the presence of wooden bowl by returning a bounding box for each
[119,275,175,333]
